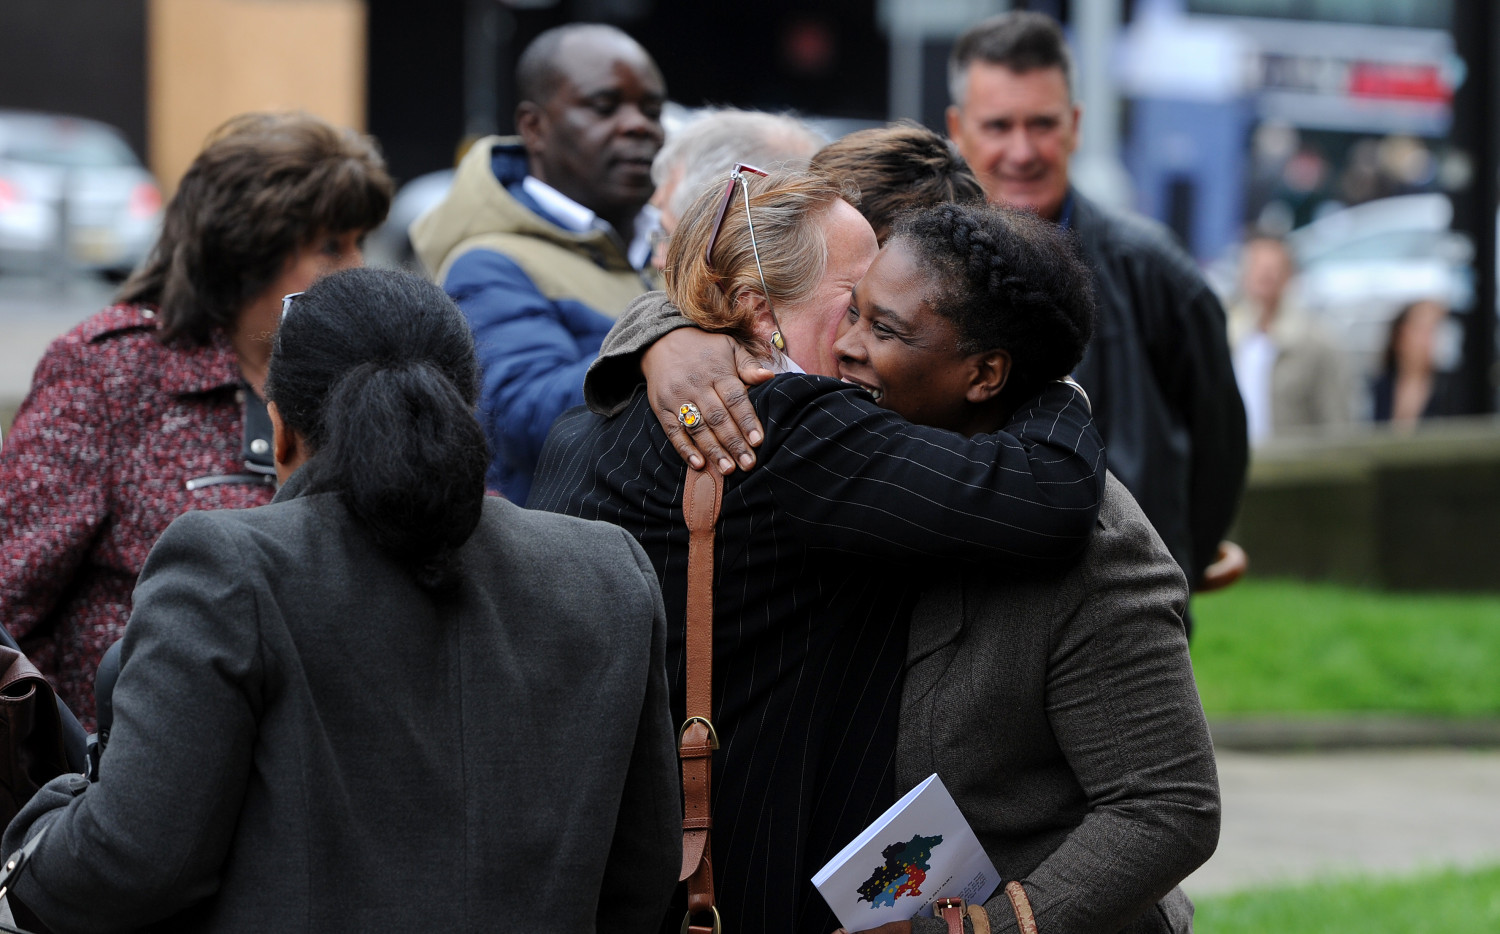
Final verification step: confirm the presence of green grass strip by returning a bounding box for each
[1189,579,1500,716]
[1194,864,1500,933]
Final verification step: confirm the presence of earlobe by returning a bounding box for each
[945,105,962,141]
[269,402,296,467]
[516,103,544,150]
[966,350,1011,404]
[736,290,780,349]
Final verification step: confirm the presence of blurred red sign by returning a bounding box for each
[1348,62,1451,102]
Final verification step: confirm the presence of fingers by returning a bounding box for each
[730,344,771,450]
[672,397,738,474]
[651,397,707,471]
[698,382,758,471]
[1198,540,1248,593]
[733,342,776,388]
[643,330,768,473]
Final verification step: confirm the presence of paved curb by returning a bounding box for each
[1208,716,1500,751]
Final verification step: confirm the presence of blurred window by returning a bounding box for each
[0,119,138,168]
[1302,230,1448,265]
[1189,0,1451,29]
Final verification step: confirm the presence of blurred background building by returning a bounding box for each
[1,0,1496,431]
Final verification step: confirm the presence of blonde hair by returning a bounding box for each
[664,167,854,352]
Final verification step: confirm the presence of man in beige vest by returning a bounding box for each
[413,23,664,502]
[1227,233,1353,443]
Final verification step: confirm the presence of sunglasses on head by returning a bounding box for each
[280,291,304,322]
[703,163,774,314]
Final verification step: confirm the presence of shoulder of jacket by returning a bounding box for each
[752,372,846,402]
[1088,473,1187,587]
[475,500,655,581]
[78,303,164,344]
[35,304,172,384]
[1075,197,1207,287]
[480,495,623,545]
[451,229,607,266]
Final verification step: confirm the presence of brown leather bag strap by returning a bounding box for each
[933,898,967,934]
[680,467,723,934]
[1005,881,1039,934]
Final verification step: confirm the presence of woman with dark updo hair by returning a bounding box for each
[1,268,681,934]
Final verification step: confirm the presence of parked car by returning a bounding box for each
[1209,193,1474,378]
[0,110,163,278]
[1288,193,1473,375]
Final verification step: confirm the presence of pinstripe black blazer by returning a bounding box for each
[530,373,1105,934]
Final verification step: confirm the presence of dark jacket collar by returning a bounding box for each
[270,463,315,504]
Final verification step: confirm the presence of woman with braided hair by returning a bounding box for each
[530,168,1109,934]
[829,202,1219,934]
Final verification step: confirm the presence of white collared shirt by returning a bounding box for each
[1233,329,1276,444]
[520,175,658,271]
[768,351,805,375]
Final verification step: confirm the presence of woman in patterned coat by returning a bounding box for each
[0,112,392,728]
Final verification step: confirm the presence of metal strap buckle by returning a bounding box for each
[677,716,720,751]
[680,906,722,934]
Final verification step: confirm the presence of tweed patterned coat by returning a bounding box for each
[0,304,272,728]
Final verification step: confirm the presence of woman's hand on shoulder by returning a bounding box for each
[642,328,772,473]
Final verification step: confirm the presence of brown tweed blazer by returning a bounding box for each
[901,474,1221,934]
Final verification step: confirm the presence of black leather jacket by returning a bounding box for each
[1068,191,1248,584]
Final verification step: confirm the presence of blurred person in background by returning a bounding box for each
[2,267,679,934]
[648,107,825,270]
[945,11,1248,602]
[1372,298,1459,429]
[0,112,390,729]
[1228,233,1352,443]
[411,23,666,504]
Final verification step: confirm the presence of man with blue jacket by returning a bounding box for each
[413,23,665,501]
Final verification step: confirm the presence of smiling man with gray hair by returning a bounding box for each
[946,11,1249,612]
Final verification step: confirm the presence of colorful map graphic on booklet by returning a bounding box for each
[813,774,999,930]
[857,833,944,908]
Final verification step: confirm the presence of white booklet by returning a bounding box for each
[812,773,1000,931]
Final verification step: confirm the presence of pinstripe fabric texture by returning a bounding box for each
[530,373,1104,934]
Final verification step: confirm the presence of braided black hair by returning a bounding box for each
[892,202,1095,412]
[265,267,490,591]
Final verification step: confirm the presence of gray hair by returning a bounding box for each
[652,108,826,221]
[947,11,1075,110]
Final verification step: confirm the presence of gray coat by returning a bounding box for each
[903,475,1220,934]
[3,470,681,933]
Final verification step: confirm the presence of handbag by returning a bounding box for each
[0,647,73,833]
[679,467,723,934]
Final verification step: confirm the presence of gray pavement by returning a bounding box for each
[1184,748,1500,896]
[0,272,114,404]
